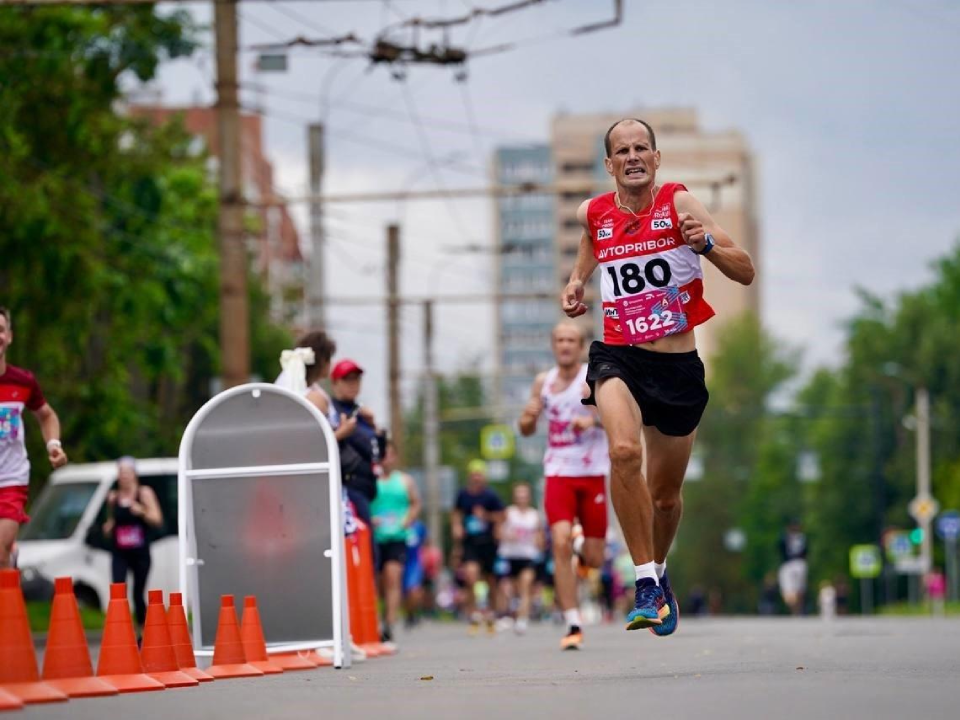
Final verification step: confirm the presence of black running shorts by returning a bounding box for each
[583,341,709,437]
[462,540,498,576]
[376,540,407,571]
[495,558,536,579]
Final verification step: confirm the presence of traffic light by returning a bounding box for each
[909,527,924,544]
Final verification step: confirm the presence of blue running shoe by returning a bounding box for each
[650,570,679,636]
[625,578,668,631]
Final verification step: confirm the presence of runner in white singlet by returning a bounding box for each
[495,484,544,635]
[518,322,610,650]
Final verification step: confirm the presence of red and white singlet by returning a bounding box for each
[541,364,610,478]
[588,183,715,346]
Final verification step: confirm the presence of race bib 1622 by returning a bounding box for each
[615,287,688,345]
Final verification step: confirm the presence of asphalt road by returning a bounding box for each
[22,617,960,720]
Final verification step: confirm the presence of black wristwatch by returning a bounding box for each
[695,233,715,255]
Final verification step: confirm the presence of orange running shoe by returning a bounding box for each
[560,627,583,651]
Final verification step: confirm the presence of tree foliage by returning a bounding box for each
[675,243,960,612]
[0,7,291,492]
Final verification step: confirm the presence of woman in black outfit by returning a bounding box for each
[101,457,163,627]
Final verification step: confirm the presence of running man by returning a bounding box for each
[0,306,68,568]
[518,322,610,650]
[402,518,428,627]
[778,519,808,616]
[370,441,421,644]
[561,118,754,634]
[495,483,544,635]
[451,460,504,634]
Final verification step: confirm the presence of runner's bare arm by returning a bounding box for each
[451,508,464,542]
[31,403,67,468]
[517,372,547,437]
[674,190,755,285]
[403,473,422,527]
[305,388,330,415]
[571,410,600,431]
[102,491,117,535]
[491,509,506,542]
[136,485,164,528]
[561,200,598,318]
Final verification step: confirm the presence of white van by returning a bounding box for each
[17,458,180,611]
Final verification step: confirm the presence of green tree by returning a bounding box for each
[800,244,960,603]
[670,313,798,612]
[0,7,291,492]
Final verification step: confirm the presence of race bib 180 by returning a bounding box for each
[615,287,688,345]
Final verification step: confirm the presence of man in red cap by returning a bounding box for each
[330,359,386,539]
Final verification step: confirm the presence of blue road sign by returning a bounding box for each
[935,510,960,542]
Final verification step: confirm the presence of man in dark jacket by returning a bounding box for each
[330,359,386,532]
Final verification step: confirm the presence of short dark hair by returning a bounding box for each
[0,307,10,328]
[297,330,336,384]
[604,118,657,157]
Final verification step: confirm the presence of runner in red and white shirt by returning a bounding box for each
[0,307,68,568]
[560,119,754,637]
[518,321,610,650]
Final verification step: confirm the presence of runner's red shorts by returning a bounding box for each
[0,486,30,524]
[544,475,607,538]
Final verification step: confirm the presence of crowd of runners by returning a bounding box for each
[3,117,755,651]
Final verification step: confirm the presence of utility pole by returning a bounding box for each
[255,175,740,207]
[308,123,326,329]
[386,224,403,448]
[423,299,441,557]
[215,0,248,388]
[916,387,933,573]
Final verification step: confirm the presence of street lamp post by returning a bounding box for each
[913,387,935,574]
[882,365,938,580]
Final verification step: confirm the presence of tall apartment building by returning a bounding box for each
[494,109,760,447]
[128,105,306,329]
[493,146,556,428]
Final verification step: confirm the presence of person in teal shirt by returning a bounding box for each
[371,441,421,644]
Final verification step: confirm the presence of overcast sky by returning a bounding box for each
[149,0,960,420]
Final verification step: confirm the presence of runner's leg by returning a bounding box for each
[550,521,577,613]
[383,558,404,636]
[575,477,608,568]
[0,519,17,568]
[643,425,696,564]
[461,560,480,620]
[131,549,151,628]
[516,567,535,630]
[497,573,514,617]
[595,378,652,565]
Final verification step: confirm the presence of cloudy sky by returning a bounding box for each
[149,0,960,419]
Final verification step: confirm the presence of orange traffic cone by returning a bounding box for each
[344,532,373,655]
[0,687,23,711]
[0,569,68,704]
[354,522,393,657]
[239,597,283,674]
[41,577,117,698]
[309,649,334,667]
[345,529,379,657]
[206,596,263,679]
[140,590,199,688]
[96,583,164,693]
[166,593,213,682]
[271,651,320,671]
